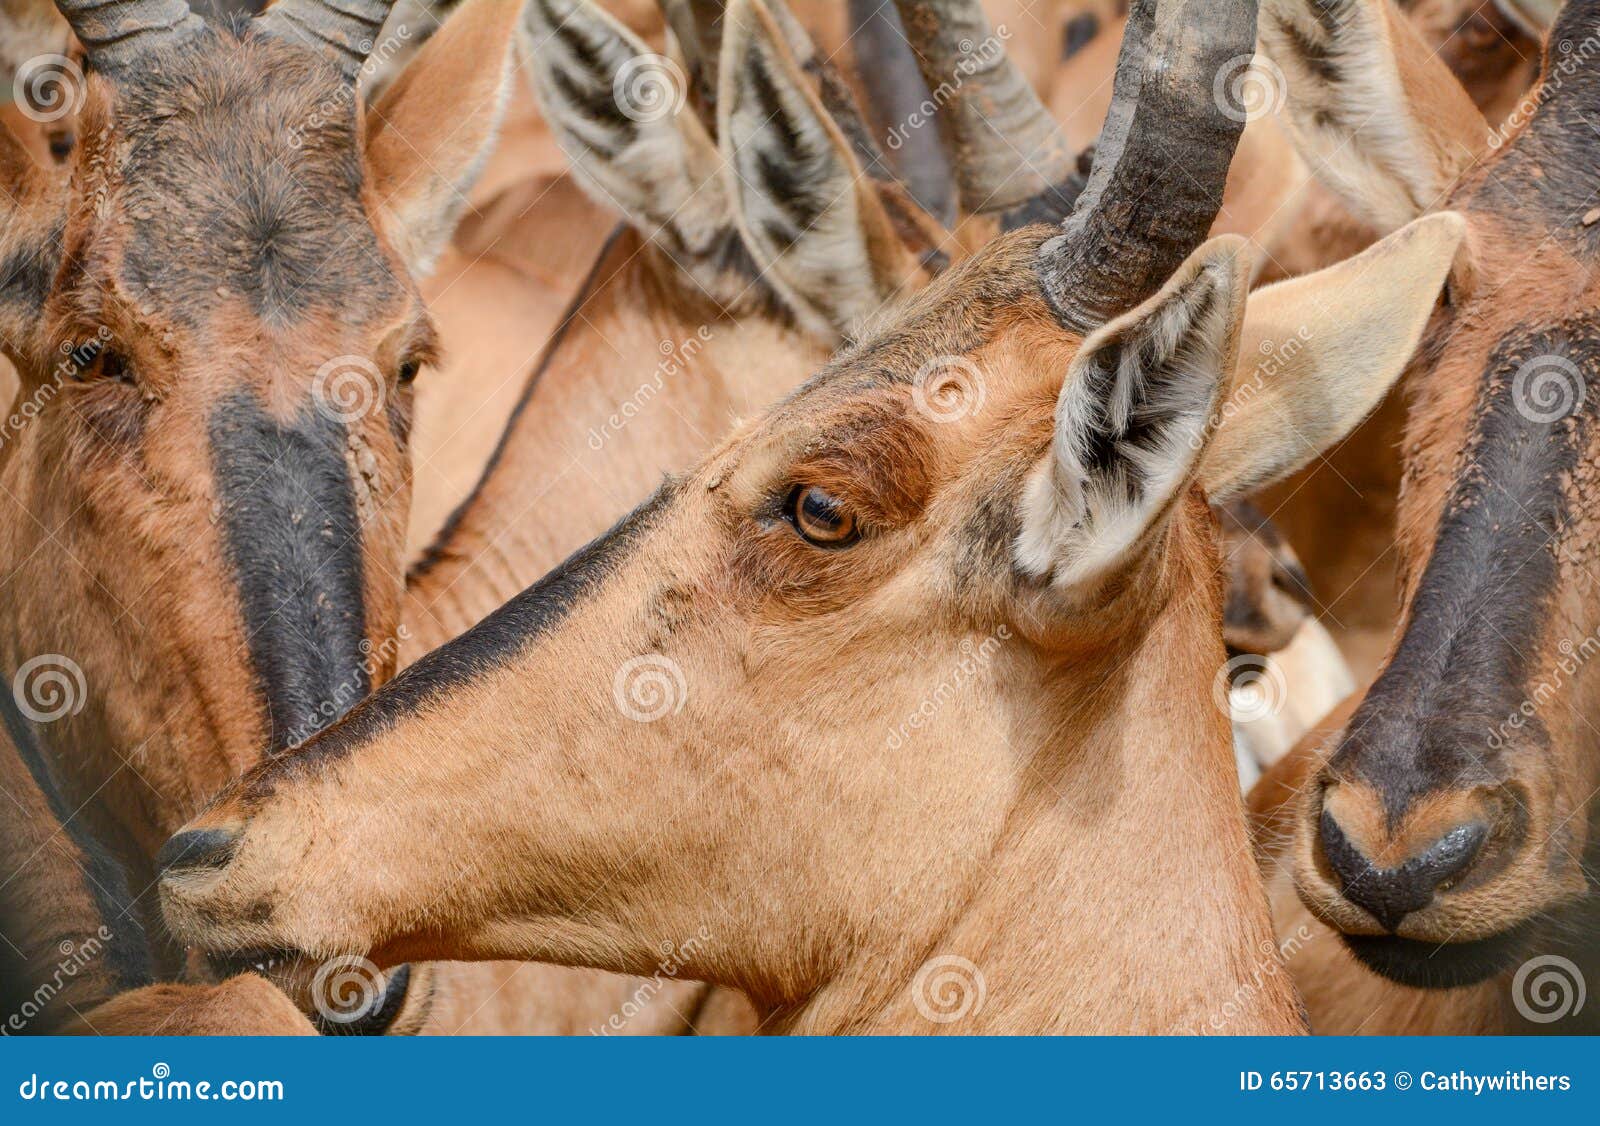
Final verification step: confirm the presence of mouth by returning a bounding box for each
[201,947,419,1035]
[1340,920,1541,988]
[204,947,305,982]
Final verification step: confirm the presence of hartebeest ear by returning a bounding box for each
[719,0,915,342]
[521,0,742,302]
[1259,0,1488,232]
[1202,211,1465,503]
[365,0,522,277]
[1016,236,1250,587]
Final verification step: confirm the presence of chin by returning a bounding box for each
[1340,921,1541,989]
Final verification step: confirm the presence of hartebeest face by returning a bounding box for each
[0,0,520,864]
[160,204,1461,1030]
[1262,0,1600,986]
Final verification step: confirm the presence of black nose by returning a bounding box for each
[158,828,240,876]
[1319,811,1487,932]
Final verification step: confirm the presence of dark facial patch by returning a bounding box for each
[209,388,369,753]
[1331,324,1592,818]
[240,480,680,795]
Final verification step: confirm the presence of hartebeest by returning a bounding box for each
[0,0,530,1031]
[161,0,1465,1033]
[1248,0,1600,1032]
[1,723,320,1034]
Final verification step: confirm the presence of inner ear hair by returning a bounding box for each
[1259,0,1488,232]
[717,0,917,342]
[1016,236,1249,587]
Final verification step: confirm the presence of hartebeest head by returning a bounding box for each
[162,0,1462,1033]
[0,0,520,872]
[1260,0,1600,986]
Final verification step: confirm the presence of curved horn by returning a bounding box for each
[890,0,1071,213]
[1039,0,1258,333]
[52,0,205,73]
[257,0,398,81]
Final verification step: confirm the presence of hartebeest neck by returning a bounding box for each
[783,560,1302,1034]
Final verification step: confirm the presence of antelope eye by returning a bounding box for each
[397,357,422,385]
[786,484,858,548]
[74,344,133,385]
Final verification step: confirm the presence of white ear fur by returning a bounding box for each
[520,0,734,290]
[1201,210,1466,503]
[1016,236,1251,587]
[717,0,908,343]
[1258,0,1487,232]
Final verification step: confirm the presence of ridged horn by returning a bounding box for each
[890,0,1071,213]
[1039,0,1258,333]
[257,0,398,81]
[52,0,206,73]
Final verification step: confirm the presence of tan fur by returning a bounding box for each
[164,212,1461,1034]
[1254,0,1600,1036]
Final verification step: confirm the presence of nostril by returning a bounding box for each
[157,828,240,877]
[1319,810,1488,932]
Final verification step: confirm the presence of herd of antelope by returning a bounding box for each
[0,0,1594,1036]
